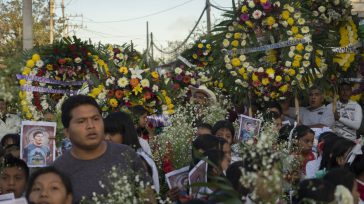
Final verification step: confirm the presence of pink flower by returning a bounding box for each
[240,13,249,21]
[252,10,263,19]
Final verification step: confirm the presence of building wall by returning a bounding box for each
[352,0,364,17]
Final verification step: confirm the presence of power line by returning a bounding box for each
[72,0,197,24]
[80,28,144,38]
[153,6,206,55]
[209,2,231,12]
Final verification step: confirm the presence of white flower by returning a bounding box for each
[129,68,144,79]
[318,6,326,13]
[190,78,196,85]
[98,92,106,100]
[223,39,230,47]
[174,67,183,75]
[225,63,232,70]
[281,21,288,27]
[313,11,319,17]
[303,53,311,60]
[225,33,232,39]
[305,45,313,52]
[253,10,262,19]
[297,18,305,25]
[235,79,242,85]
[117,77,129,88]
[239,55,246,62]
[288,6,294,13]
[288,51,295,58]
[248,1,255,8]
[242,33,247,39]
[293,13,301,19]
[285,61,292,67]
[303,61,310,67]
[35,60,44,68]
[241,40,247,46]
[74,57,82,63]
[273,2,280,7]
[152,85,159,92]
[228,26,234,32]
[287,31,293,36]
[185,71,192,76]
[224,56,230,63]
[257,67,264,73]
[41,100,49,110]
[105,77,115,87]
[335,185,354,204]
[141,79,150,88]
[301,26,310,34]
[272,23,278,28]
[247,66,254,72]
[230,71,237,76]
[243,62,250,67]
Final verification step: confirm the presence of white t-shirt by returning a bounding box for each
[0,114,21,139]
[288,105,335,128]
[138,137,152,156]
[327,100,363,141]
[305,156,322,179]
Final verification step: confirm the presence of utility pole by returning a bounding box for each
[146,21,149,63]
[49,0,55,43]
[61,0,67,37]
[23,0,33,50]
[206,0,211,35]
[150,32,154,62]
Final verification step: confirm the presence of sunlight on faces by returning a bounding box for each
[29,173,72,204]
[0,167,27,198]
[215,128,233,145]
[298,132,314,155]
[63,105,104,151]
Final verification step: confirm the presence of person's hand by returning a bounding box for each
[166,187,180,201]
[334,111,340,121]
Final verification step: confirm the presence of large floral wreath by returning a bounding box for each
[18,37,109,120]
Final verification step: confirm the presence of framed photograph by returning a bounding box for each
[188,160,207,198]
[20,121,56,167]
[236,114,261,142]
[165,166,189,191]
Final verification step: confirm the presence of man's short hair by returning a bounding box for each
[61,95,101,128]
[309,85,323,94]
[32,131,43,138]
[2,154,30,180]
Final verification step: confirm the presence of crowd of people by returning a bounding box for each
[0,81,363,204]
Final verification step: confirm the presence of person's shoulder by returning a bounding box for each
[52,151,72,166]
[107,142,137,155]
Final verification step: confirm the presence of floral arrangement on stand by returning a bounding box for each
[309,0,352,25]
[18,36,109,120]
[187,39,214,69]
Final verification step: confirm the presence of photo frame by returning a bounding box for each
[236,114,261,142]
[20,121,56,167]
[188,160,207,198]
[165,166,189,191]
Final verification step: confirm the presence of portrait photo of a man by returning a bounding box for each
[20,121,56,167]
[237,115,261,141]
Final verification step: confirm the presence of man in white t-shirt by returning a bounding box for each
[327,82,363,141]
[299,86,335,129]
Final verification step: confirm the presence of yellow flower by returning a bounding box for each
[32,54,40,61]
[26,60,35,68]
[231,58,241,67]
[292,60,300,67]
[295,34,304,39]
[206,44,211,49]
[218,82,224,88]
[260,0,267,3]
[234,33,241,39]
[296,43,304,52]
[22,106,29,113]
[291,26,299,34]
[119,66,128,74]
[270,92,277,99]
[350,94,362,102]
[46,64,53,71]
[151,71,159,79]
[281,10,290,20]
[91,87,102,96]
[266,68,275,76]
[287,18,294,26]
[285,76,291,82]
[266,16,276,26]
[192,54,198,59]
[294,54,303,62]
[22,67,31,75]
[241,5,248,13]
[262,78,269,85]
[238,67,246,76]
[231,40,239,47]
[288,69,296,76]
[19,91,26,100]
[198,43,203,48]
[165,96,172,105]
[245,20,254,28]
[279,84,288,93]
[109,98,118,108]
[275,76,282,82]
[19,79,26,86]
[26,112,33,119]
[252,73,259,82]
[132,84,143,95]
[243,73,248,80]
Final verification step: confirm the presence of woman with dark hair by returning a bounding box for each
[295,178,335,203]
[212,120,235,145]
[326,138,355,170]
[26,166,72,204]
[130,105,155,141]
[305,132,338,178]
[1,133,20,148]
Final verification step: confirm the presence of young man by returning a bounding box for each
[23,131,50,165]
[52,95,151,203]
[288,86,335,129]
[327,82,363,141]
[0,155,29,198]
